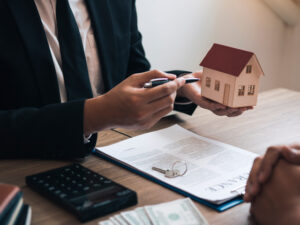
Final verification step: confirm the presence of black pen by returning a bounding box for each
[144,78,200,88]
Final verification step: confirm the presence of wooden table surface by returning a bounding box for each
[1,88,300,225]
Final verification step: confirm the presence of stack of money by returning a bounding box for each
[99,198,209,225]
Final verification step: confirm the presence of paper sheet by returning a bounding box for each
[96,125,257,204]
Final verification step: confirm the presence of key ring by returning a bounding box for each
[171,160,188,176]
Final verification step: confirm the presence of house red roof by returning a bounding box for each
[200,44,255,77]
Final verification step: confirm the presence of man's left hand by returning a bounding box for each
[177,72,252,117]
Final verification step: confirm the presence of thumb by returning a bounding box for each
[174,77,186,89]
[193,71,203,79]
[282,146,300,164]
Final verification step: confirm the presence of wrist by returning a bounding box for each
[83,96,116,135]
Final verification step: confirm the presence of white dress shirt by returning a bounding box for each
[34,0,104,103]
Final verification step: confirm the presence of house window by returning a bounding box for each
[246,65,252,74]
[215,80,220,91]
[248,85,255,95]
[206,77,211,88]
[238,85,245,96]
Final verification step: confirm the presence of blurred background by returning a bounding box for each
[136,0,300,92]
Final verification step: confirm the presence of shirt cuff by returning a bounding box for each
[175,98,193,105]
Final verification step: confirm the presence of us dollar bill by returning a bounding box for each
[145,198,209,225]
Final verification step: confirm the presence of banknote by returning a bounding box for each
[109,216,121,225]
[135,207,152,225]
[121,209,146,225]
[114,215,128,225]
[145,198,209,225]
[99,220,114,225]
[99,198,209,225]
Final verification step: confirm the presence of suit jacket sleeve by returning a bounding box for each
[0,100,96,159]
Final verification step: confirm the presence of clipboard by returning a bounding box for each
[94,150,244,212]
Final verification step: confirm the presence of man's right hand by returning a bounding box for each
[84,70,185,135]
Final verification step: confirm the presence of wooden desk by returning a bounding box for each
[1,88,300,225]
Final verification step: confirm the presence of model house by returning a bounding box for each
[200,44,264,108]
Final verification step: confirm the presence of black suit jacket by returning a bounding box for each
[0,0,196,159]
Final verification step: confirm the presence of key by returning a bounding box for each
[152,167,180,178]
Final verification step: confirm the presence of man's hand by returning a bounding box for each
[177,71,252,117]
[244,144,300,202]
[250,160,300,225]
[84,70,185,135]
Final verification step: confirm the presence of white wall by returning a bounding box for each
[136,0,287,91]
[281,25,300,91]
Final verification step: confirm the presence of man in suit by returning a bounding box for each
[244,144,300,224]
[0,0,248,159]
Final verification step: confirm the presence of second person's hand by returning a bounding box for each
[244,144,300,202]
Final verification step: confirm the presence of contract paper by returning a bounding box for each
[96,125,257,204]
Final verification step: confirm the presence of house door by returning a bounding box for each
[223,84,230,105]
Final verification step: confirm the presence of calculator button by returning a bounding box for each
[59,193,67,199]
[72,190,79,195]
[83,186,90,191]
[49,186,55,191]
[104,180,112,184]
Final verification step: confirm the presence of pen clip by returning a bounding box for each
[150,78,169,82]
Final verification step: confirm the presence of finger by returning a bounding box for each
[227,111,244,117]
[249,191,270,225]
[143,78,185,103]
[133,70,177,86]
[180,73,194,79]
[258,146,285,183]
[213,109,234,116]
[141,105,174,130]
[212,108,238,116]
[244,156,263,202]
[145,93,176,116]
[193,71,203,79]
[290,144,300,150]
[281,146,300,164]
[199,97,227,110]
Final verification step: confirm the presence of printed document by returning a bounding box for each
[95,125,257,204]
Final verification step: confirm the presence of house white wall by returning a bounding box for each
[136,0,288,92]
[201,68,236,106]
[233,57,261,108]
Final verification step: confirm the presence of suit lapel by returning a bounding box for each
[85,0,117,92]
[6,0,60,104]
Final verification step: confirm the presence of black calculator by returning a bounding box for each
[26,164,137,222]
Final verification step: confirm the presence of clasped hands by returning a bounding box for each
[244,144,300,225]
[84,70,251,136]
